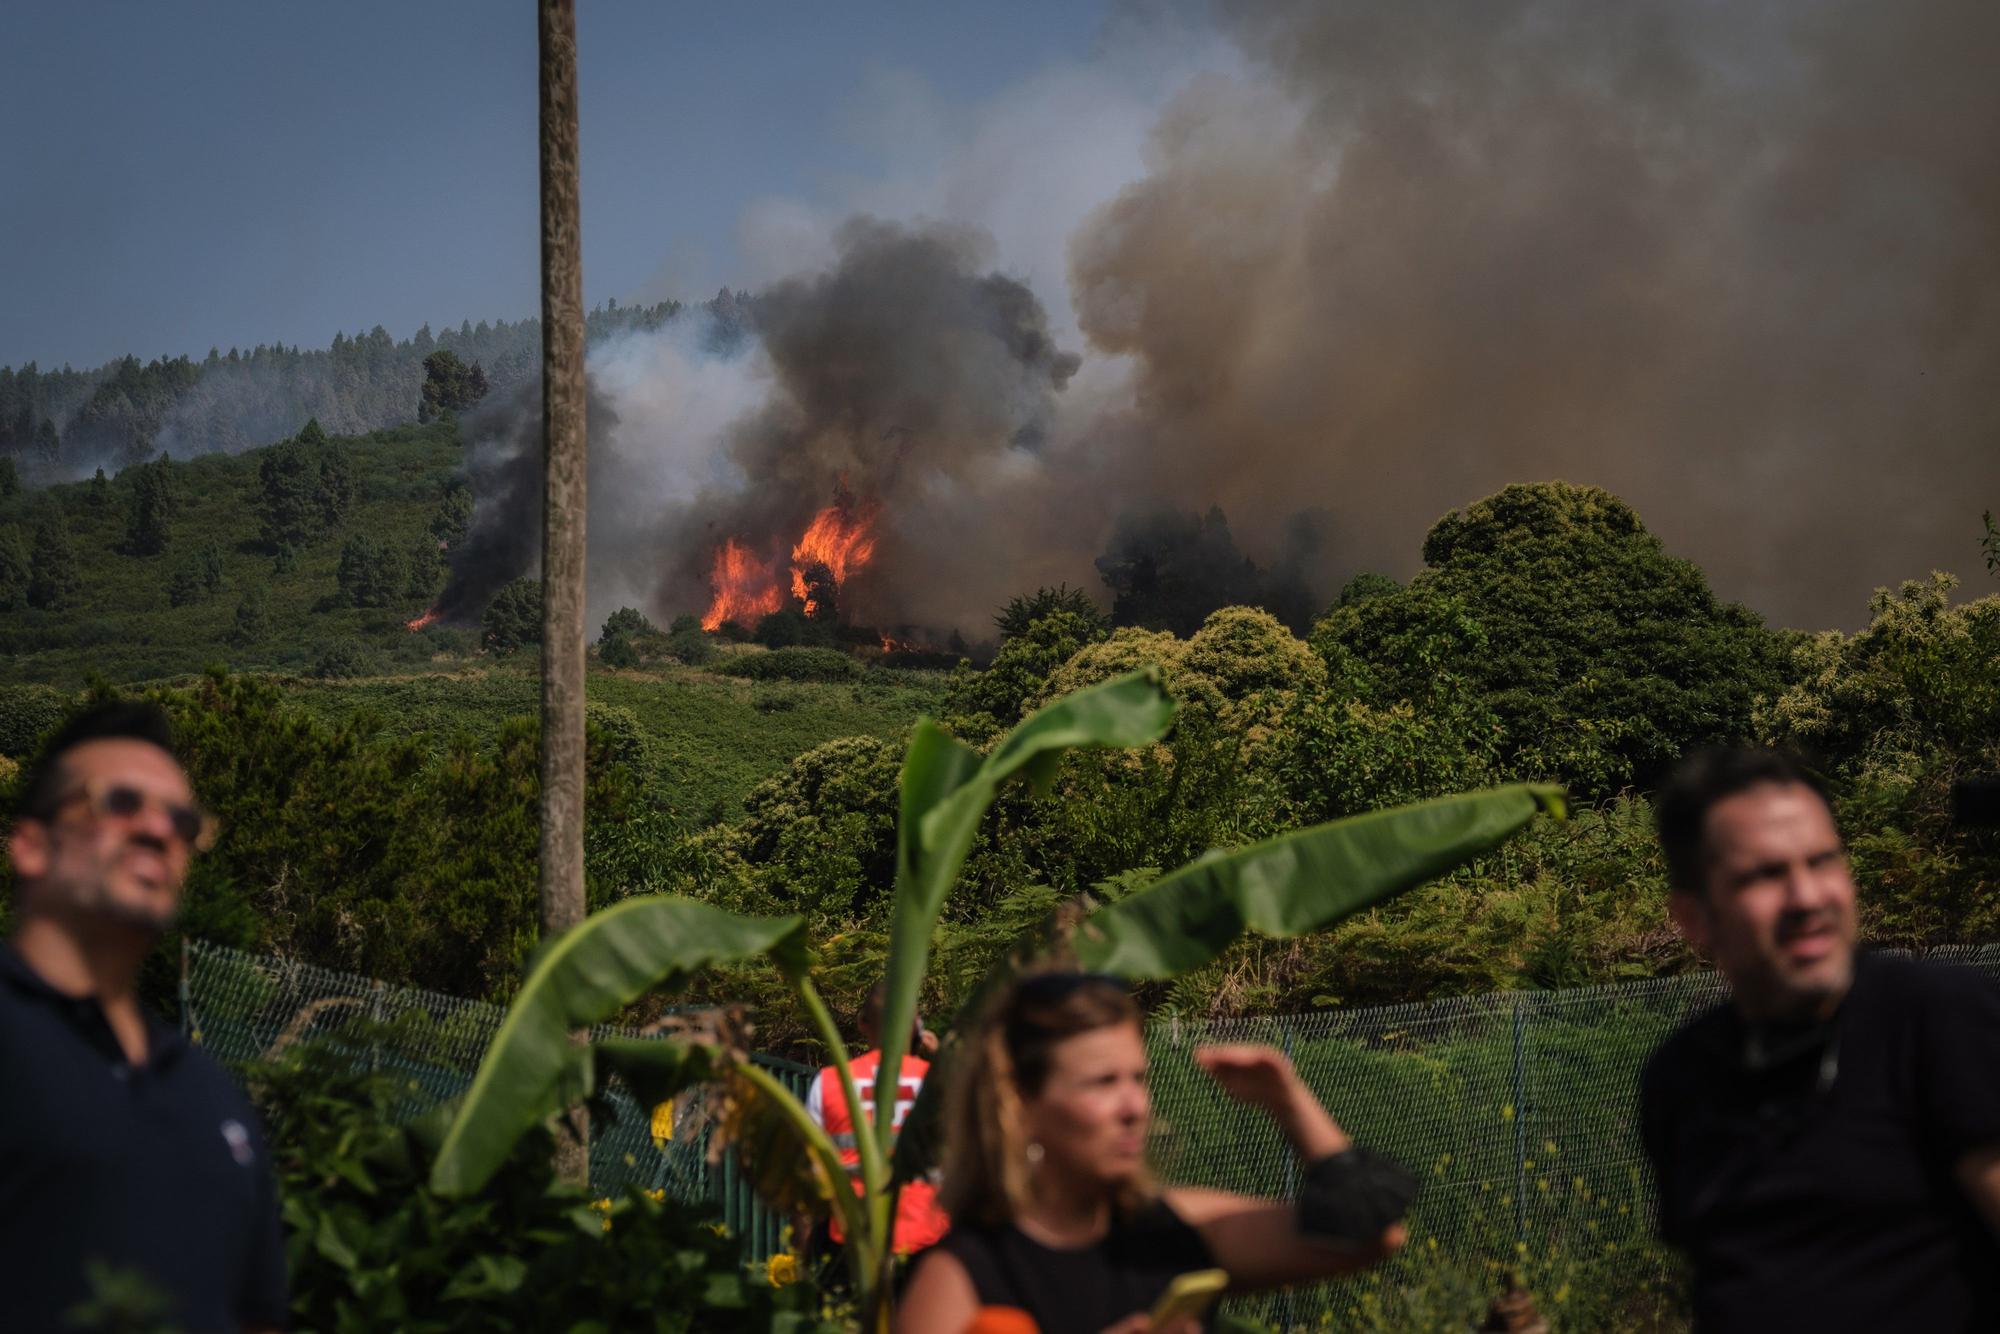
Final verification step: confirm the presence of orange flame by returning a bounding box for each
[701,539,786,631]
[789,502,879,617]
[406,608,443,632]
[700,495,882,629]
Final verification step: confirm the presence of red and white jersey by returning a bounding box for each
[807,1048,949,1251]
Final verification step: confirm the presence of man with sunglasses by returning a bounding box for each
[3,701,287,1333]
[1639,748,2000,1332]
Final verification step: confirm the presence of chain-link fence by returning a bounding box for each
[185,940,2000,1327]
[180,940,816,1260]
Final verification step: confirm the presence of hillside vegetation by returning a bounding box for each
[0,412,1993,1052]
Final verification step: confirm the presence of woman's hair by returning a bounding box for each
[937,970,1148,1226]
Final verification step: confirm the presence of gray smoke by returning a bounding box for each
[1066,0,2000,628]
[649,217,1080,632]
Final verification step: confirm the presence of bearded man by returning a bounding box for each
[2,701,287,1332]
[1641,748,2000,1331]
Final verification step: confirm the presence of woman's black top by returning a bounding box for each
[919,1199,1218,1333]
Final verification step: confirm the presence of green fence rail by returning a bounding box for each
[185,940,2000,1325]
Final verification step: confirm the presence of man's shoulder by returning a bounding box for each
[1642,999,1736,1092]
[165,1035,264,1120]
[1854,951,1999,1006]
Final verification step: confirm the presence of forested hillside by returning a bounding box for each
[0,293,752,480]
[1,406,1991,1045]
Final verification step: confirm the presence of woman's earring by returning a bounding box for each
[1025,1141,1045,1165]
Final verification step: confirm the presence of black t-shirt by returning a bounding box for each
[0,944,289,1333]
[917,1198,1217,1334]
[1640,953,2000,1332]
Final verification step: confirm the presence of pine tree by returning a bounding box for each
[27,510,82,610]
[317,442,354,528]
[168,560,203,607]
[336,534,402,607]
[232,584,269,644]
[404,535,442,601]
[0,524,29,611]
[0,455,18,500]
[428,484,473,548]
[259,440,321,549]
[34,417,59,462]
[124,457,177,555]
[199,540,226,595]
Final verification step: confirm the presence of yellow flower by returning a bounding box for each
[766,1251,799,1287]
[1500,1104,1516,1121]
[651,1100,674,1148]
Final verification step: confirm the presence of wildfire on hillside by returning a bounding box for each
[700,539,787,630]
[405,608,443,632]
[701,491,881,630]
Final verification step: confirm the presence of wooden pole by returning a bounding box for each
[538,0,588,1185]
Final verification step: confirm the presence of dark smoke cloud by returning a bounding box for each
[1068,0,2000,628]
[431,378,624,624]
[651,217,1081,631]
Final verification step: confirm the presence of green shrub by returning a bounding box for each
[252,1037,834,1333]
[600,634,642,670]
[309,640,375,680]
[0,683,66,757]
[717,647,858,683]
[482,577,542,655]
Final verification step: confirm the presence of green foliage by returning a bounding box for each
[600,607,659,645]
[257,1039,829,1333]
[167,560,203,607]
[418,349,490,422]
[599,635,642,671]
[232,583,270,645]
[1758,573,2000,946]
[753,608,834,649]
[0,455,17,499]
[336,533,404,608]
[1982,509,1998,579]
[718,647,859,683]
[481,578,542,655]
[403,536,441,602]
[0,522,30,611]
[665,626,714,667]
[122,455,178,556]
[0,682,66,757]
[27,507,81,610]
[111,671,654,999]
[941,609,1106,738]
[994,583,1108,641]
[428,482,472,549]
[727,735,904,923]
[309,639,376,680]
[258,439,324,550]
[1315,482,1782,796]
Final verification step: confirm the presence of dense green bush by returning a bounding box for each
[717,647,859,683]
[0,682,66,757]
[482,577,542,655]
[309,639,375,680]
[1314,482,1783,796]
[253,1037,833,1333]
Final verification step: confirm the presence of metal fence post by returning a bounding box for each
[1511,997,1528,1251]
[1280,1014,1299,1201]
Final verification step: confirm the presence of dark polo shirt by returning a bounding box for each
[0,943,288,1332]
[1641,953,2000,1332]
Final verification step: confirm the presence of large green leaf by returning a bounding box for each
[430,895,805,1195]
[1074,783,1566,979]
[872,671,1176,1149]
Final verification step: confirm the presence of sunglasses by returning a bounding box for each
[47,780,218,853]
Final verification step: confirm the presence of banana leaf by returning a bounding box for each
[1075,783,1566,979]
[872,670,1176,1152]
[430,896,805,1195]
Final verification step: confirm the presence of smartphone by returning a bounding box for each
[1148,1268,1229,1328]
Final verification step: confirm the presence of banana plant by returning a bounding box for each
[429,668,1563,1331]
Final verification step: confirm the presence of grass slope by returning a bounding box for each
[0,422,463,684]
[286,663,948,819]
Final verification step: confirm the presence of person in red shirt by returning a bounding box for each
[805,980,950,1256]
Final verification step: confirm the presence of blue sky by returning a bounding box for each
[0,1,1112,368]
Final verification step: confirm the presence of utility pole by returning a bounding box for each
[538,0,588,1185]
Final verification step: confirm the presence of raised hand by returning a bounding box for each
[1193,1044,1350,1159]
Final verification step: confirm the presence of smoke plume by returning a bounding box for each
[1067,0,2000,628]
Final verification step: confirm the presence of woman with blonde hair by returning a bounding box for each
[897,972,1415,1333]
